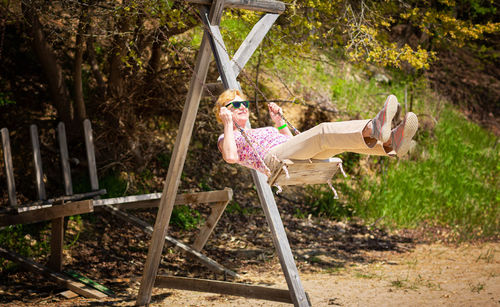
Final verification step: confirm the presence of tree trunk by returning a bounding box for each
[73,8,90,123]
[22,4,73,125]
[108,16,130,98]
[87,33,106,96]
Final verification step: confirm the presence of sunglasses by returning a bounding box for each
[225,100,250,109]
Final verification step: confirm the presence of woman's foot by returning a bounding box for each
[371,95,400,143]
[390,112,418,157]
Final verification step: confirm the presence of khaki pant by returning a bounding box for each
[265,120,390,163]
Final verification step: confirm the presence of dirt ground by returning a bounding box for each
[0,207,498,307]
[136,242,500,306]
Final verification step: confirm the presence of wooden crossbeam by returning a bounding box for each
[93,189,232,210]
[0,247,107,299]
[0,200,93,227]
[155,276,294,304]
[7,190,107,214]
[185,0,285,13]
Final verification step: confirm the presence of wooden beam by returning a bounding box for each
[136,1,226,300]
[15,190,106,213]
[0,246,107,299]
[206,6,310,305]
[185,0,286,14]
[201,11,238,90]
[231,13,279,77]
[83,119,99,191]
[252,171,310,306]
[30,125,46,200]
[155,276,293,304]
[1,128,17,207]
[101,204,238,278]
[0,200,93,227]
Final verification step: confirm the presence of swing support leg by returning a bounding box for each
[201,8,310,306]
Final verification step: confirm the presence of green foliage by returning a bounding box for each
[0,224,50,271]
[0,91,15,106]
[170,205,204,231]
[354,107,499,238]
[99,173,128,198]
[305,184,356,219]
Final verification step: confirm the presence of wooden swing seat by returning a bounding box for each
[268,157,343,186]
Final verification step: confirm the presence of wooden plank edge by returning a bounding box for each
[0,200,93,227]
[93,189,233,209]
[0,246,107,299]
[154,276,293,304]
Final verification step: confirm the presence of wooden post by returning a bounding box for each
[30,125,46,200]
[202,9,310,306]
[136,2,227,305]
[47,122,74,272]
[1,128,16,207]
[83,119,99,191]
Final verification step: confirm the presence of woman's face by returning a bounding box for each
[226,95,249,125]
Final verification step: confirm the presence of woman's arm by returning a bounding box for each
[268,103,293,137]
[218,107,239,163]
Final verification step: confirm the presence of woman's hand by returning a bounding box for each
[268,102,284,125]
[219,107,233,127]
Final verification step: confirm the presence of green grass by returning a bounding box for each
[355,107,499,238]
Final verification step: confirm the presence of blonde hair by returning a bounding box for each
[213,89,248,123]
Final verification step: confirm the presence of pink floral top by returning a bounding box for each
[218,127,291,174]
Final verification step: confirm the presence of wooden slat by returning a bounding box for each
[30,125,46,200]
[101,204,238,278]
[155,276,293,303]
[192,201,228,251]
[83,119,99,191]
[270,158,342,186]
[0,200,93,227]
[185,0,286,13]
[231,14,279,77]
[92,189,232,209]
[0,246,107,299]
[136,2,226,302]
[58,122,73,196]
[1,127,17,206]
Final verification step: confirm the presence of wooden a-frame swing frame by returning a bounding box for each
[136,0,311,306]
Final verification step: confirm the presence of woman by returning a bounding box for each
[215,89,418,177]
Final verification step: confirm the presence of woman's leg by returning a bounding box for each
[265,119,391,162]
